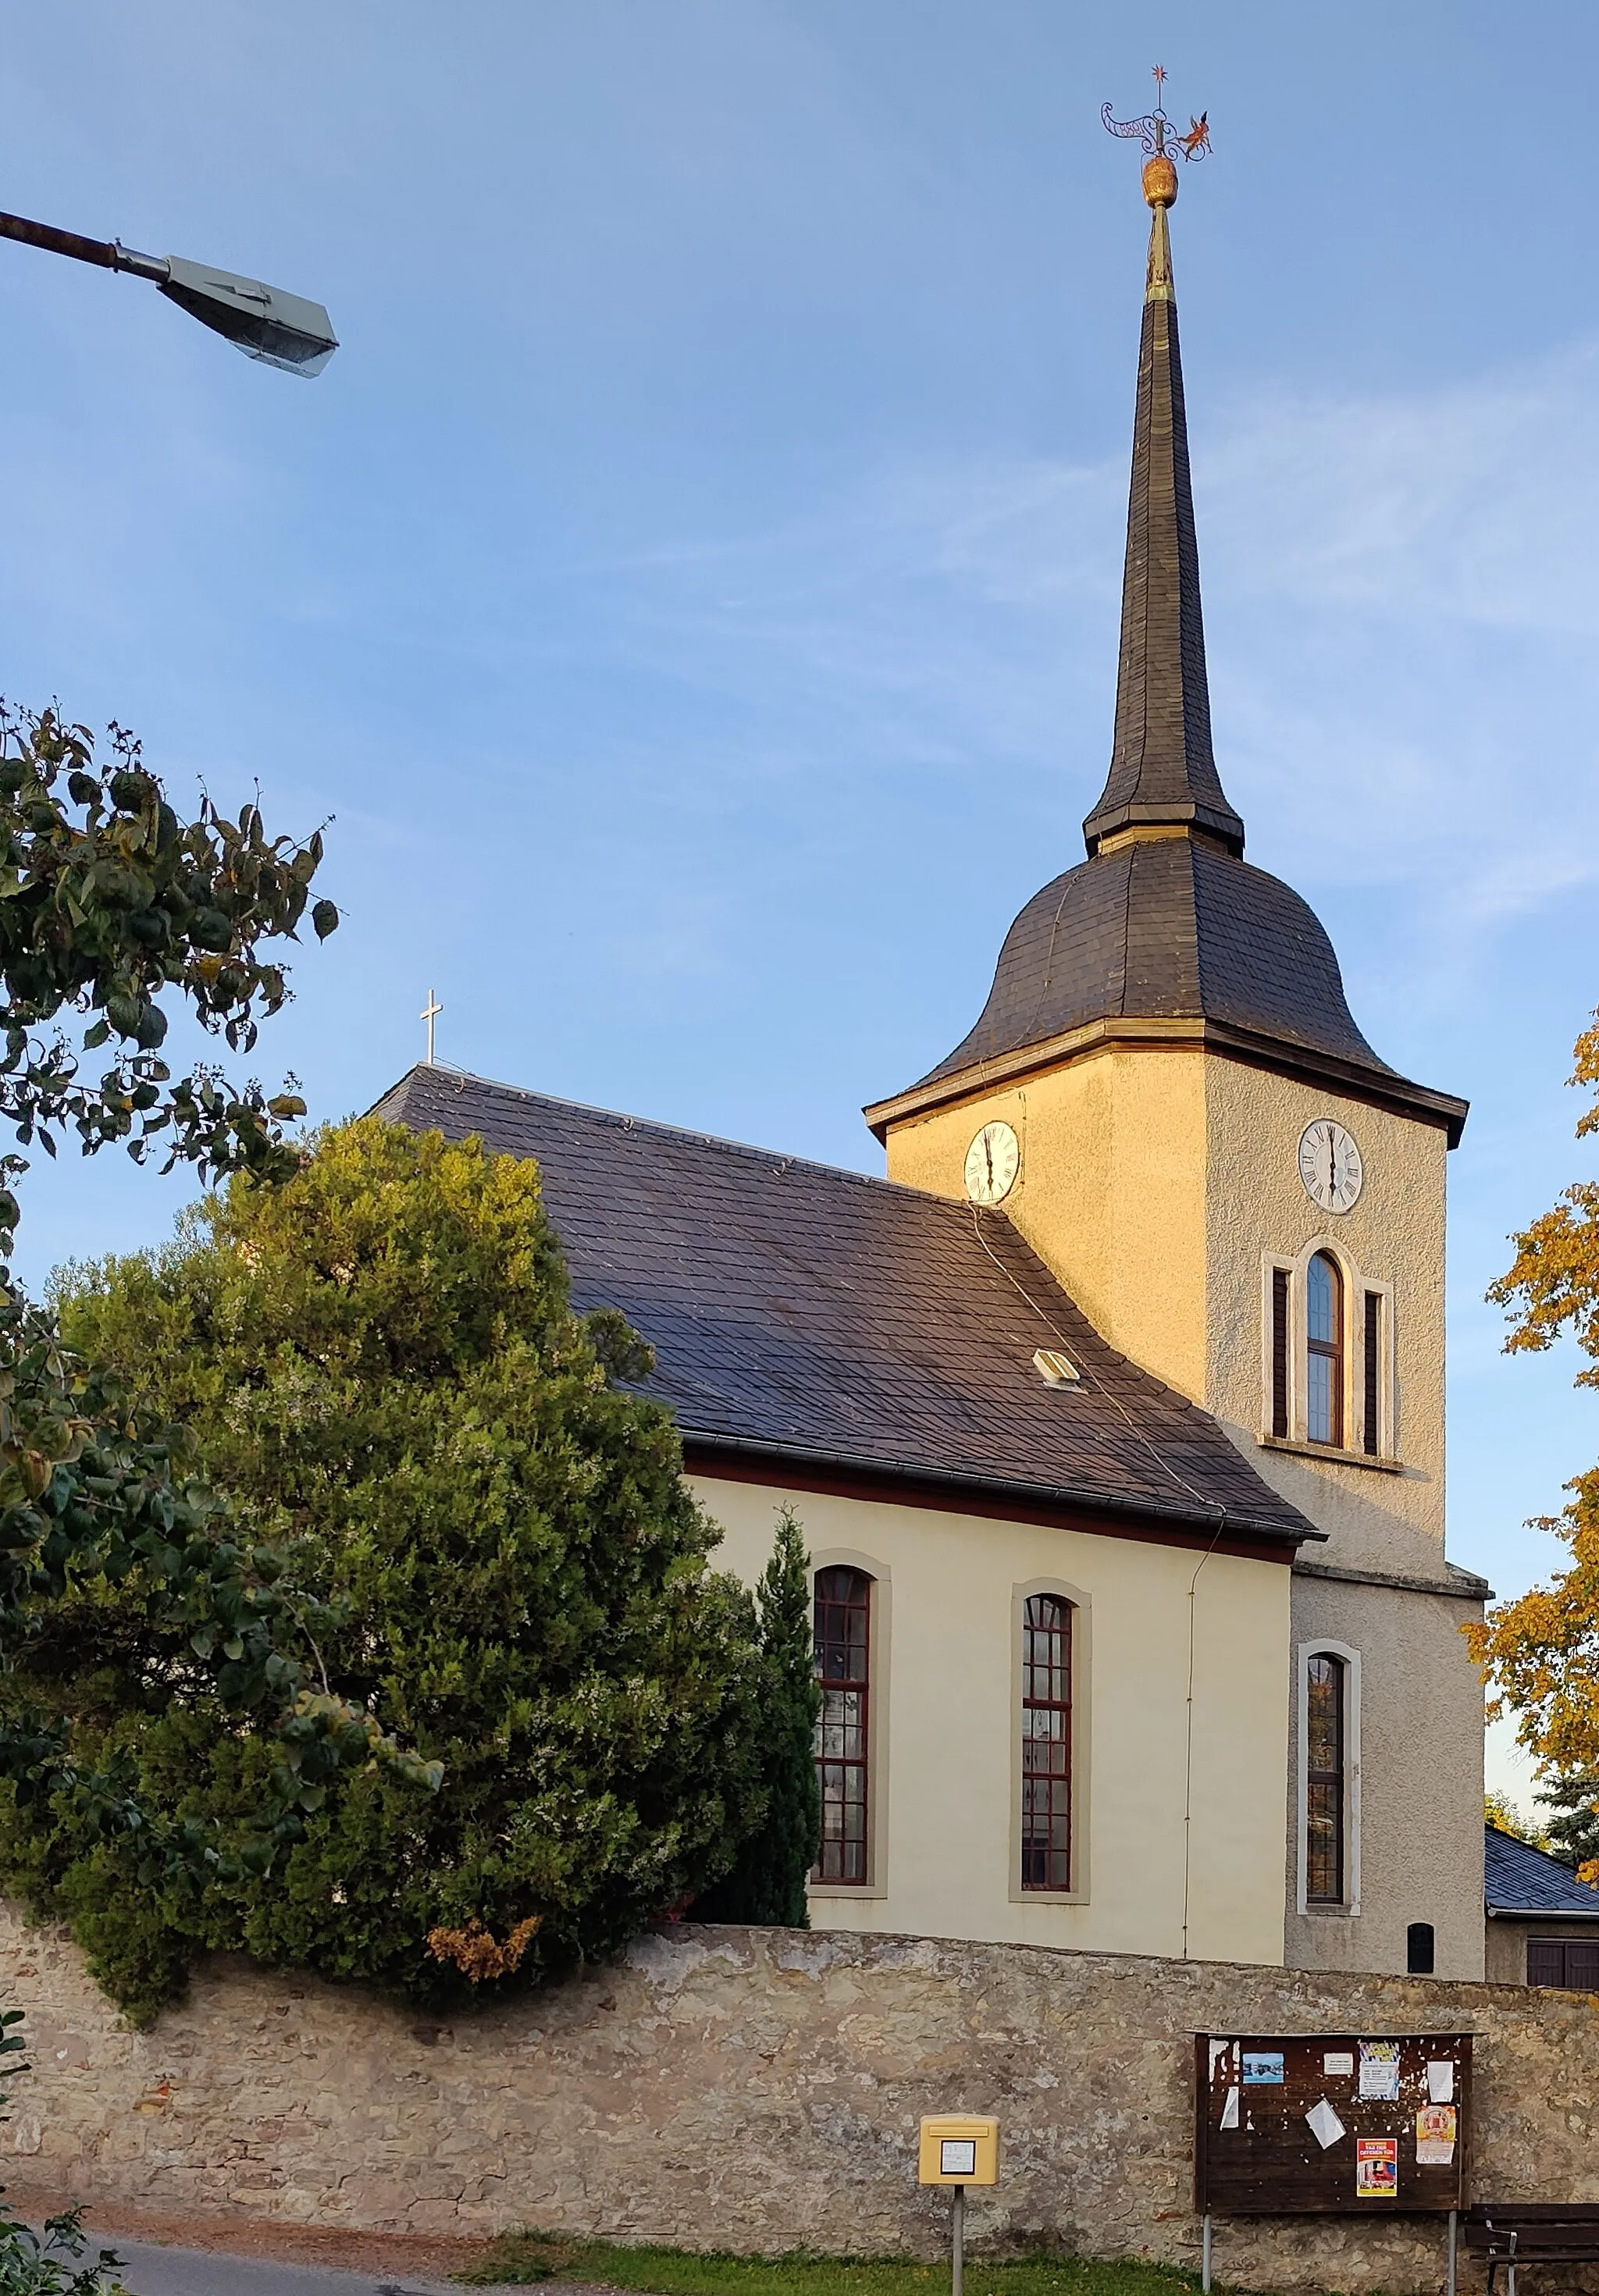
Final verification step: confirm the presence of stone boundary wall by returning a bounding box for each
[3,1909,1597,2293]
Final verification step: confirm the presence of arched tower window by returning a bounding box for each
[1020,1593,1073,1891]
[813,1567,871,1885]
[1305,1251,1344,1447]
[1305,1651,1347,1904]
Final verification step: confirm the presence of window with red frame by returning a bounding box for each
[813,1567,871,1885]
[1021,1593,1073,1891]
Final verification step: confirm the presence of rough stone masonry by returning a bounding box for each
[2,1907,1597,2292]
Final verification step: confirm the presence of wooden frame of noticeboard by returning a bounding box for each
[1195,2032,1473,2216]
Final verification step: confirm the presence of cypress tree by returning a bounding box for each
[697,1507,821,1927]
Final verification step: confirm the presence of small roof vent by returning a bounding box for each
[1033,1348,1080,1387]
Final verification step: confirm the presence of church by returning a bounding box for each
[377,155,1489,1981]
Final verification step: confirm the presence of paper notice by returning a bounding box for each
[1220,2085,1240,2130]
[1323,2051,1355,2077]
[1356,2137,1399,2198]
[1305,2098,1346,2150]
[1209,2039,1230,2079]
[1243,2051,1285,2084]
[1359,2041,1402,2101]
[1426,2060,1455,2104]
[1416,2104,1457,2166]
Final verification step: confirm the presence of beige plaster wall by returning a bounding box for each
[1204,1059,1449,1564]
[1485,1922,1530,1985]
[1285,1573,1485,1981]
[694,1475,1291,1967]
[9,1913,1599,2292]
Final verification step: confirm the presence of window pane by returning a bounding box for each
[813,1569,871,1885]
[1305,1653,1345,1905]
[1306,1255,1344,1447]
[1307,1656,1342,1773]
[1020,1595,1072,1892]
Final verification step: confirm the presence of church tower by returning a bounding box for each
[865,147,1487,1976]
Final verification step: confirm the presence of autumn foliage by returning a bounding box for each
[427,1917,541,1983]
[1467,1010,1599,1878]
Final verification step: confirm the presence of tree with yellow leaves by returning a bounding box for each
[1468,1011,1599,1878]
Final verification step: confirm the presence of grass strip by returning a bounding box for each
[455,2234,1208,2296]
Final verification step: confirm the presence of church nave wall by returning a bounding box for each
[694,1473,1291,1967]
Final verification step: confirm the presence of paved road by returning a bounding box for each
[76,2232,483,2296]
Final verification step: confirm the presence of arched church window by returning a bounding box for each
[1020,1593,1073,1891]
[1306,1251,1344,1447]
[813,1567,871,1885]
[1305,1651,1347,1903]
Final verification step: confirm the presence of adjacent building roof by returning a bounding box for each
[375,1063,1321,1551]
[867,185,1468,1149]
[1484,1824,1599,1921]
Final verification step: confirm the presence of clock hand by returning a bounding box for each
[984,1134,994,1189]
[1327,1134,1335,1200]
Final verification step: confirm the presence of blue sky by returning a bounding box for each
[2,2,1597,1807]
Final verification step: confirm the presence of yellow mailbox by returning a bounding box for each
[918,2115,999,2186]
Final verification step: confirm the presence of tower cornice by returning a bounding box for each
[864,1016,1469,1148]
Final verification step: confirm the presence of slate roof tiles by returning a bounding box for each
[375,1063,1319,1548]
[916,838,1394,1091]
[1484,1825,1599,1920]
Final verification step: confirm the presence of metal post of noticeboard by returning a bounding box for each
[1201,2212,1212,2294]
[951,2184,964,2296]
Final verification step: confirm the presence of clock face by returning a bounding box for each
[1298,1120,1363,1215]
[964,1120,1020,1207]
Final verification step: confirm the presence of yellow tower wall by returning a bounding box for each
[1203,1057,1448,1563]
[881,1045,1209,1404]
[882,1045,1448,1564]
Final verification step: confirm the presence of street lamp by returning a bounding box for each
[0,208,338,376]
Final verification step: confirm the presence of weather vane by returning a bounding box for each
[1102,64,1210,190]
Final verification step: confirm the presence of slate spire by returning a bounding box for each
[1082,164,1245,859]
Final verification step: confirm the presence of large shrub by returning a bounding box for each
[2,1118,765,2020]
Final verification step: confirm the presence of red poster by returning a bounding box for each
[1355,2138,1398,2198]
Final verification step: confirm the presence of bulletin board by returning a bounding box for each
[1194,2032,1473,2216]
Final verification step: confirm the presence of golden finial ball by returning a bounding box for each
[1142,155,1178,208]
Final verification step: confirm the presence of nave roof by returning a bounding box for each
[376,1063,1320,1551]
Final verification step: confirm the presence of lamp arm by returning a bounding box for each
[0,209,168,283]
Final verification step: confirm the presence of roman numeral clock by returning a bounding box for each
[1298,1120,1363,1215]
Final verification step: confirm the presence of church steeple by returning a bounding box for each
[865,102,1466,1155]
[1082,154,1245,860]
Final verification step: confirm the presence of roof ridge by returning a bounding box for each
[379,1062,989,1212]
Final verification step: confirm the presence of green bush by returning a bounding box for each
[1,1119,767,2020]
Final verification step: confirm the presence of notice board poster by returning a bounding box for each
[1195,2032,1472,2215]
